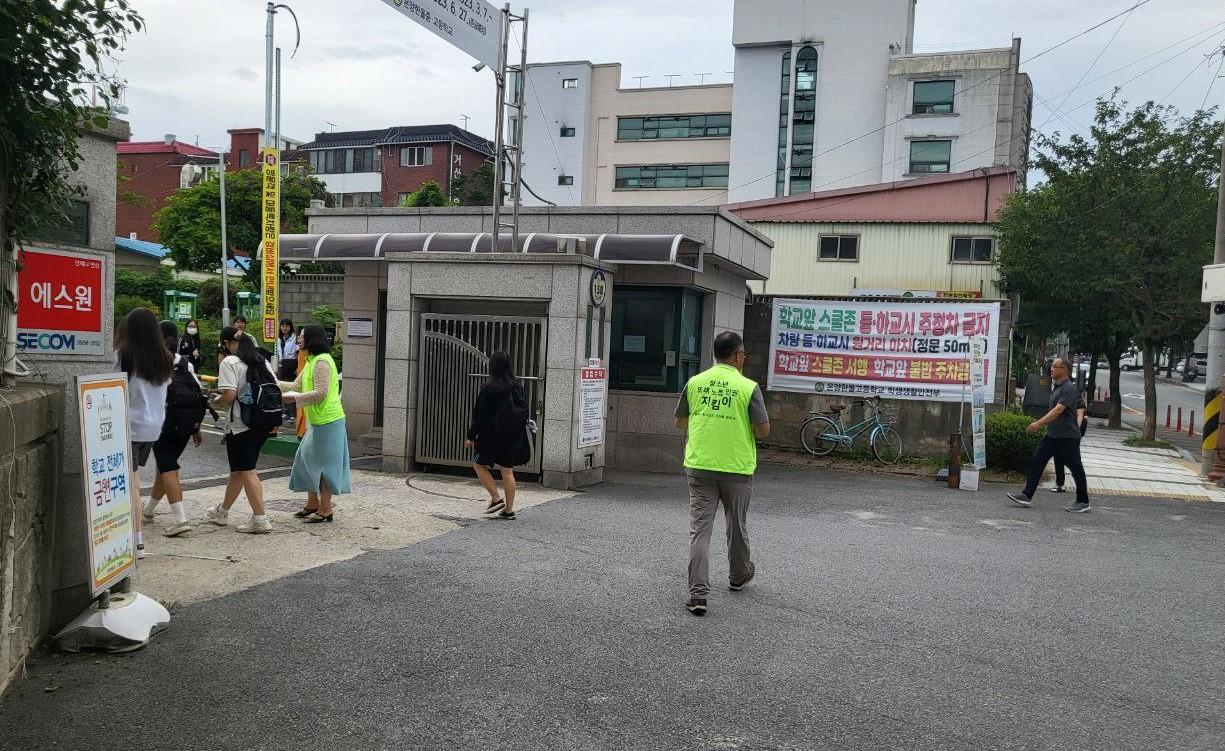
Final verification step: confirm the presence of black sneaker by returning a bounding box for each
[493,510,515,520]
[1007,492,1032,508]
[484,499,505,516]
[1049,486,1066,493]
[1065,502,1091,513]
[729,563,756,591]
[685,598,707,616]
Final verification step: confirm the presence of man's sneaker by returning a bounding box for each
[484,498,505,516]
[1065,502,1092,513]
[685,598,707,616]
[1007,492,1032,508]
[204,504,229,527]
[729,563,756,592]
[235,517,272,534]
[493,510,515,520]
[1049,486,1067,493]
[163,521,192,537]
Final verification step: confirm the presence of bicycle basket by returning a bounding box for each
[875,405,901,424]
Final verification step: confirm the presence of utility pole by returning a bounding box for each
[509,7,528,252]
[1202,47,1225,477]
[490,3,509,252]
[265,3,275,150]
[490,5,528,252]
[219,150,230,327]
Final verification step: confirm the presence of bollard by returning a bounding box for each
[947,431,962,489]
[1166,404,1172,428]
[1190,410,1196,437]
[1177,408,1183,432]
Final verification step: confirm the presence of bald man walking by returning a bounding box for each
[1007,357,1091,512]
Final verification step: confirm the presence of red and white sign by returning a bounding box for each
[17,246,105,355]
[578,360,607,448]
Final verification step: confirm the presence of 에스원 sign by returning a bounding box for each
[16,246,104,355]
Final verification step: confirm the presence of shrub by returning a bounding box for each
[115,267,199,304]
[985,411,1044,473]
[114,295,158,323]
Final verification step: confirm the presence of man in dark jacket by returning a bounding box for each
[1008,357,1091,512]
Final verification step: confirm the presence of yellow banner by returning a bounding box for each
[260,146,280,340]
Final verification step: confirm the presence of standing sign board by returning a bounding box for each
[16,246,104,355]
[260,147,281,341]
[378,0,502,70]
[77,374,137,595]
[769,298,1001,402]
[969,336,988,469]
[577,359,607,448]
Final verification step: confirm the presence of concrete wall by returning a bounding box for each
[742,296,1013,458]
[278,275,346,330]
[521,62,594,207]
[0,386,63,696]
[338,262,388,437]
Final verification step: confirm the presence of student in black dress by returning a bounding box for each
[464,351,531,520]
[178,318,202,372]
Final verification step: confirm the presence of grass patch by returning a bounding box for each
[1123,436,1177,450]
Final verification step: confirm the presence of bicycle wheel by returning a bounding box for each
[800,416,840,456]
[871,425,903,465]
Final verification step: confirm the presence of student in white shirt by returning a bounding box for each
[274,318,299,380]
[142,320,204,537]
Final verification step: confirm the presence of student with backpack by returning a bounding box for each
[464,351,531,520]
[205,327,282,534]
[143,320,207,537]
[279,324,350,523]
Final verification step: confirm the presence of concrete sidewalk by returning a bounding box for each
[1078,426,1225,503]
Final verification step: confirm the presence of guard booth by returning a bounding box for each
[281,206,773,489]
[236,291,261,325]
[162,290,197,322]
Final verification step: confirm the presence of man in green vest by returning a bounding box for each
[674,331,771,616]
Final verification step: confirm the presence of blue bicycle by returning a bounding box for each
[799,395,903,464]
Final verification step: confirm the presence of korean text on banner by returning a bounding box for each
[379,0,502,70]
[768,299,1002,403]
[16,246,104,355]
[260,147,280,340]
[76,374,137,596]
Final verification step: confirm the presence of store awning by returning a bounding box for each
[278,232,703,272]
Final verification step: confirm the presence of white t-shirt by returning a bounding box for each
[217,355,276,434]
[116,351,170,443]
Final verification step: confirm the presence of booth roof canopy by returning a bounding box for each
[278,232,704,272]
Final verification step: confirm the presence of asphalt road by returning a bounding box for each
[4,466,1223,750]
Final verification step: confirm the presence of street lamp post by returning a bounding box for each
[219,150,230,327]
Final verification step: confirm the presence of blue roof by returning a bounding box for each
[115,236,170,259]
[228,256,251,271]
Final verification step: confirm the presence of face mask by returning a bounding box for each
[187,327,198,334]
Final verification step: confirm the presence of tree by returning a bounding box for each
[399,180,453,207]
[154,168,329,290]
[997,99,1221,438]
[451,162,495,206]
[0,1,143,354]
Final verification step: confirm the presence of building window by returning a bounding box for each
[559,126,576,138]
[239,149,251,168]
[818,235,859,262]
[337,192,383,208]
[557,175,574,186]
[611,287,704,392]
[400,146,433,167]
[33,199,89,247]
[951,236,994,263]
[788,46,819,194]
[913,79,955,115]
[312,147,381,174]
[909,140,952,174]
[562,78,578,89]
[616,114,732,141]
[614,163,729,190]
[776,50,791,197]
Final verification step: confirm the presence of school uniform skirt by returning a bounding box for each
[289,417,351,495]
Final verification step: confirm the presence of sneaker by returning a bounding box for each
[685,598,707,616]
[136,542,146,560]
[730,563,756,592]
[493,510,515,520]
[1065,502,1092,513]
[484,498,505,516]
[204,504,229,527]
[163,520,192,537]
[1049,486,1067,494]
[1007,492,1032,508]
[142,499,158,521]
[235,517,272,534]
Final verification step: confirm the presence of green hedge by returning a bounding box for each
[985,411,1044,473]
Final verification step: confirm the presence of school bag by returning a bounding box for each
[163,357,208,437]
[493,385,530,442]
[239,361,285,432]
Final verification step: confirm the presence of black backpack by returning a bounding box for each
[239,361,284,432]
[492,385,530,442]
[163,358,208,437]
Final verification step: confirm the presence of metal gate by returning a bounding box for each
[415,315,547,473]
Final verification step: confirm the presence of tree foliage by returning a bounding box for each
[154,168,329,289]
[997,99,1221,437]
[399,180,453,207]
[451,162,495,207]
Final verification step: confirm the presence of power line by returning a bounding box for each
[1038,3,1137,131]
[1159,47,1218,104]
[1200,47,1225,111]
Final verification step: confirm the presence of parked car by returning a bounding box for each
[1120,352,1140,371]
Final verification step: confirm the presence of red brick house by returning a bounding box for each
[115,138,220,242]
[297,125,494,207]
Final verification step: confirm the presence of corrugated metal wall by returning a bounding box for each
[750,222,1001,297]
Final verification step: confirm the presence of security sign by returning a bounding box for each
[16,246,105,355]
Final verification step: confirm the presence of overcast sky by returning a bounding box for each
[114,0,1223,153]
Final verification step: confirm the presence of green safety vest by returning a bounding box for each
[683,364,758,475]
[302,353,345,426]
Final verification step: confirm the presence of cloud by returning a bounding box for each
[322,43,421,61]
[231,66,258,82]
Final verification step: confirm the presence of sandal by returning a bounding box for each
[294,507,320,518]
[304,512,333,524]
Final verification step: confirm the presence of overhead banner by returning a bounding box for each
[379,0,502,70]
[77,373,137,596]
[769,298,1002,402]
[260,147,280,341]
[16,246,104,355]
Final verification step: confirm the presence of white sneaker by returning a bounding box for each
[204,505,229,527]
[163,520,192,537]
[235,517,272,535]
[142,499,159,521]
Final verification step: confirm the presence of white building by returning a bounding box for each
[519,0,1031,206]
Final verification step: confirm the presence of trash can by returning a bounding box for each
[162,290,197,322]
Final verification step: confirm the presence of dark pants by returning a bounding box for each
[1024,437,1088,503]
[1054,423,1089,487]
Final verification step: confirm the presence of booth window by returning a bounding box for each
[611,287,704,392]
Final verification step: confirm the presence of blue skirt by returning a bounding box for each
[289,418,352,495]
